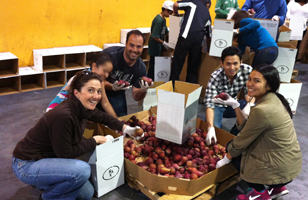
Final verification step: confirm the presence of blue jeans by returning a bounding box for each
[214,99,247,129]
[107,92,128,117]
[12,156,94,200]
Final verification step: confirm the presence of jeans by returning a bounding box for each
[225,141,291,192]
[170,36,202,84]
[252,46,278,68]
[147,56,155,80]
[12,156,94,200]
[107,92,127,117]
[214,100,247,129]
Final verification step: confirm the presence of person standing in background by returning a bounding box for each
[286,0,308,61]
[215,0,239,19]
[147,1,174,80]
[242,0,287,27]
[170,0,212,84]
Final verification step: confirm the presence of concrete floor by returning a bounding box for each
[0,63,307,200]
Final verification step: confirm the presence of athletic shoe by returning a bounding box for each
[268,186,289,199]
[236,188,271,200]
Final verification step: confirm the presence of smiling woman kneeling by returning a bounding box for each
[214,65,302,200]
[12,71,138,200]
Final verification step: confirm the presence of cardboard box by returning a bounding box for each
[138,81,165,111]
[154,57,171,82]
[0,75,20,96]
[0,52,19,78]
[209,19,234,57]
[273,44,297,83]
[74,45,102,67]
[82,123,125,197]
[254,18,279,41]
[155,81,202,144]
[55,47,86,70]
[33,48,65,72]
[45,70,66,89]
[124,116,237,196]
[278,79,302,114]
[278,25,292,42]
[169,15,183,49]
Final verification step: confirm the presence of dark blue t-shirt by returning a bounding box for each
[177,0,212,45]
[102,46,147,97]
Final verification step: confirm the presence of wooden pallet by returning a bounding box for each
[126,173,241,200]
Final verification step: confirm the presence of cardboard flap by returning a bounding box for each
[186,86,202,108]
[277,43,296,49]
[213,19,234,31]
[277,47,297,58]
[150,81,164,88]
[157,89,185,108]
[156,81,173,99]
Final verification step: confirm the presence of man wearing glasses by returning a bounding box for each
[147,0,174,80]
[103,30,152,117]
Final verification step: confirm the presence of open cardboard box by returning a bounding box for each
[81,123,125,197]
[120,108,237,196]
[155,81,202,144]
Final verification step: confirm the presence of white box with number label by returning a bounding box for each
[278,79,302,114]
[82,123,124,197]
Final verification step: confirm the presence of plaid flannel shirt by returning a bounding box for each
[204,64,252,109]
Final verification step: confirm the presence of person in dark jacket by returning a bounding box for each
[12,71,139,200]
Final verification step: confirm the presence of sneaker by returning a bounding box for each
[236,188,271,200]
[268,186,289,199]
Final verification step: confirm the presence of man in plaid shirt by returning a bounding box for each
[204,46,253,145]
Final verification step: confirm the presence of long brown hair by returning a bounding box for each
[231,10,250,29]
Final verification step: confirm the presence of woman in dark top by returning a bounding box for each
[12,71,138,200]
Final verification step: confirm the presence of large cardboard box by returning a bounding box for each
[155,81,202,144]
[273,44,297,83]
[123,115,237,196]
[138,81,165,111]
[209,20,234,57]
[54,47,86,70]
[82,123,125,197]
[169,15,183,49]
[278,79,302,114]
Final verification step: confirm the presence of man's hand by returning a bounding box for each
[213,93,240,109]
[112,81,132,91]
[206,127,217,145]
[272,15,280,21]
[140,80,154,92]
[216,154,231,168]
[162,41,169,50]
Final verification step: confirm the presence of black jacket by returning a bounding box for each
[13,95,124,161]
